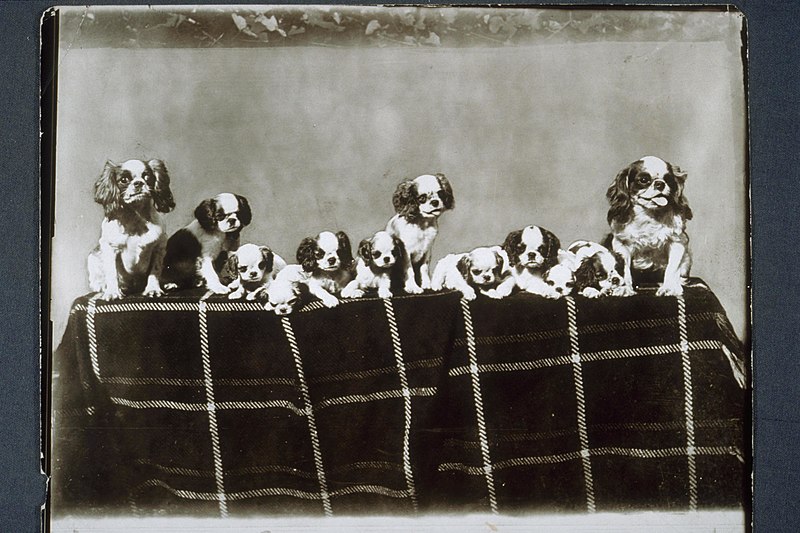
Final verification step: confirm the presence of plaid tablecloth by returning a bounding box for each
[51,280,746,517]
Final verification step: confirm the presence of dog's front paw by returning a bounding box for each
[321,294,340,308]
[377,287,392,299]
[614,285,636,297]
[208,283,230,295]
[340,285,363,299]
[543,289,562,299]
[581,287,602,299]
[100,286,124,300]
[460,287,477,301]
[420,278,432,290]
[404,281,423,295]
[482,288,503,299]
[228,288,245,300]
[143,282,164,298]
[656,281,684,297]
[163,282,178,291]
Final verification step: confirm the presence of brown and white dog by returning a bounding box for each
[386,173,454,294]
[87,159,175,300]
[490,225,562,298]
[431,246,509,301]
[605,156,693,296]
[341,230,406,299]
[296,231,354,308]
[161,193,252,294]
[567,240,626,298]
[222,244,287,301]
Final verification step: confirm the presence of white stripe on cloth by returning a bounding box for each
[678,296,698,511]
[87,297,101,380]
[199,300,228,517]
[459,298,498,515]
[383,298,419,512]
[566,296,596,513]
[281,316,333,517]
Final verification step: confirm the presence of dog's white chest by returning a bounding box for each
[399,223,437,263]
[514,266,546,292]
[118,222,163,270]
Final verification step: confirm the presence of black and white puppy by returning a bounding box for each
[264,265,307,315]
[606,156,693,296]
[87,159,175,300]
[490,225,562,298]
[431,246,509,301]
[386,173,454,294]
[341,231,405,299]
[296,231,354,308]
[222,244,287,301]
[161,193,251,294]
[543,255,576,298]
[567,240,626,298]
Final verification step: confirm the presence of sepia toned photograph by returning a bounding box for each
[47,5,748,531]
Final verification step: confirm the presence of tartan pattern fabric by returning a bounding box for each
[51,280,746,517]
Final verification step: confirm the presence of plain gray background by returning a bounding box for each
[52,7,747,343]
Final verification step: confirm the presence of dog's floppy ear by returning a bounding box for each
[94,160,122,217]
[456,255,471,280]
[235,195,252,226]
[436,173,455,210]
[218,253,239,285]
[259,246,274,272]
[502,229,523,266]
[392,179,419,218]
[147,159,175,213]
[606,163,637,225]
[667,162,693,221]
[336,231,353,268]
[358,238,373,262]
[613,251,626,276]
[541,228,561,263]
[574,255,601,292]
[493,251,506,276]
[194,198,218,232]
[297,237,319,273]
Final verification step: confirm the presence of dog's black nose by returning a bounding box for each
[654,180,665,191]
[383,257,391,264]
[133,180,143,190]
[611,277,620,286]
[327,257,337,266]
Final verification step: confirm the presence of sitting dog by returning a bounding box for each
[341,231,406,299]
[490,225,562,298]
[161,193,251,294]
[605,156,693,296]
[431,246,509,301]
[296,231,354,308]
[386,173,454,294]
[567,240,626,298]
[87,159,175,300]
[222,244,287,301]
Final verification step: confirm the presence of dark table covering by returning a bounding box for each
[51,280,747,517]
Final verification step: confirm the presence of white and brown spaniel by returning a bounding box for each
[489,225,563,298]
[605,156,693,296]
[386,173,454,294]
[341,230,406,299]
[431,246,510,301]
[296,230,354,308]
[87,159,175,300]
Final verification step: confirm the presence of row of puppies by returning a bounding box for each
[217,226,627,315]
[87,156,692,306]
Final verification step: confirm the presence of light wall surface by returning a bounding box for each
[52,14,747,342]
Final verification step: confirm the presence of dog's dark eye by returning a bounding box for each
[118,173,130,185]
[417,194,427,203]
[315,249,325,259]
[547,279,555,286]
[258,261,267,269]
[238,266,247,273]
[566,282,574,288]
[372,251,381,259]
[471,269,481,276]
[636,174,652,186]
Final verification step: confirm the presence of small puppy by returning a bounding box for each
[490,225,562,298]
[222,244,287,301]
[386,173,454,294]
[87,159,175,300]
[543,256,576,298]
[296,231,354,308]
[161,193,251,294]
[431,246,509,301]
[341,231,405,299]
[567,240,626,298]
[264,265,307,315]
[606,156,693,296]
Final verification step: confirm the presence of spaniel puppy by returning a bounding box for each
[161,193,252,294]
[543,253,577,298]
[296,231,354,308]
[386,173,454,294]
[222,244,287,301]
[606,156,693,296]
[490,225,562,298]
[87,159,175,300]
[264,265,307,315]
[430,246,509,301]
[567,240,626,298]
[341,231,405,299]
